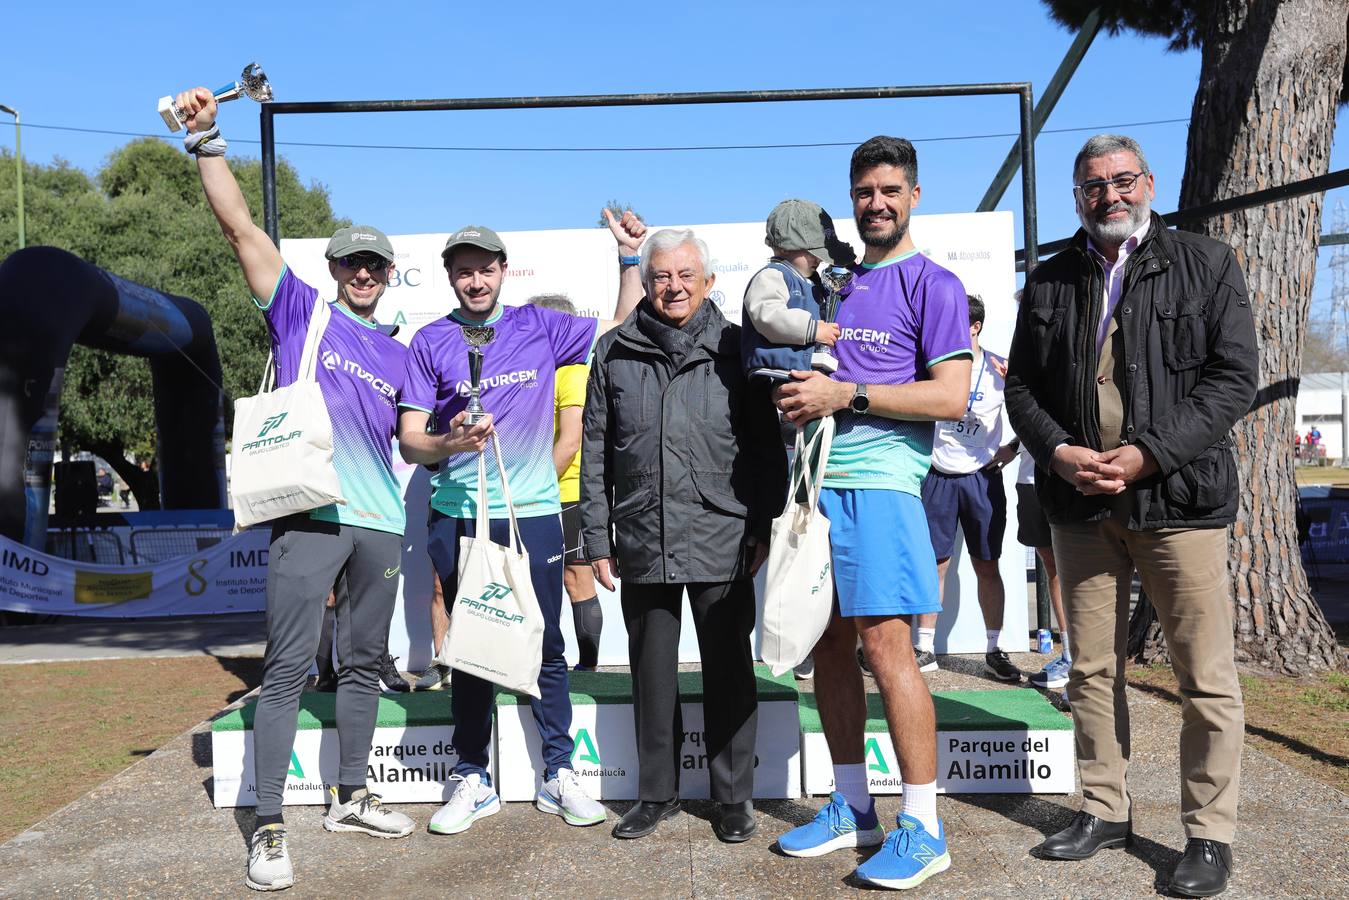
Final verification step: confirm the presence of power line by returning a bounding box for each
[8,116,1191,154]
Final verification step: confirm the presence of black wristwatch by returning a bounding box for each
[850,383,870,414]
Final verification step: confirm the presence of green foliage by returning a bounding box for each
[1039,1,1349,102]
[0,140,347,463]
[598,199,643,227]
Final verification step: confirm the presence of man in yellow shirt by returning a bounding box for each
[533,294,604,670]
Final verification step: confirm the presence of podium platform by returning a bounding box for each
[212,691,474,807]
[211,670,1073,807]
[799,689,1075,795]
[495,666,801,801]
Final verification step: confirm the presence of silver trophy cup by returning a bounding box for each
[813,265,853,374]
[461,326,497,425]
[157,63,273,133]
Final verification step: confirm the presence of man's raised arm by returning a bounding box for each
[598,207,646,334]
[176,87,284,303]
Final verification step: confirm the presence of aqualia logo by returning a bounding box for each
[322,350,340,370]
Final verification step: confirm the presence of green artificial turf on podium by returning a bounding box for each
[495,664,798,706]
[798,689,1072,733]
[214,690,453,732]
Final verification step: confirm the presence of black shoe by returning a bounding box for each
[856,646,872,676]
[612,799,680,839]
[984,649,1022,682]
[378,654,411,693]
[313,674,337,692]
[712,801,757,843]
[1035,810,1131,860]
[1169,839,1232,897]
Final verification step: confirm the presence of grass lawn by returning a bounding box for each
[1295,464,1349,486]
[0,656,262,843]
[1127,663,1349,793]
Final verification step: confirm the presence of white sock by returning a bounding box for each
[916,627,936,654]
[985,629,1002,653]
[1060,629,1072,662]
[832,763,871,814]
[901,781,940,835]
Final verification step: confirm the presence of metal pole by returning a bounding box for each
[978,6,1103,212]
[1018,86,1040,278]
[260,105,278,245]
[1340,372,1348,467]
[0,104,23,248]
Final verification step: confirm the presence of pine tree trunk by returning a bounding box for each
[1175,0,1349,673]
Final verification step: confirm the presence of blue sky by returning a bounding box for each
[3,0,1347,315]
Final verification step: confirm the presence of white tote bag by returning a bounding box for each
[761,417,836,676]
[230,296,345,531]
[445,433,546,698]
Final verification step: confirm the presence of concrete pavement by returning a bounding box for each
[2,656,1345,899]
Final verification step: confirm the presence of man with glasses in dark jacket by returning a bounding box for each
[1005,134,1257,898]
[580,227,786,844]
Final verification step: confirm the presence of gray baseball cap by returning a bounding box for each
[442,225,507,262]
[325,224,395,261]
[765,199,852,266]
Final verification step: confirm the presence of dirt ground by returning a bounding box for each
[1126,662,1349,793]
[0,656,262,842]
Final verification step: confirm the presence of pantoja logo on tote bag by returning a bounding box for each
[230,295,345,530]
[445,434,546,698]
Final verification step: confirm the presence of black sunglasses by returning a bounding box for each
[336,254,390,272]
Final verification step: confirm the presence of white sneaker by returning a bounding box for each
[429,773,500,835]
[536,768,607,826]
[323,787,414,838]
[245,824,294,892]
[414,663,452,691]
[793,657,815,680]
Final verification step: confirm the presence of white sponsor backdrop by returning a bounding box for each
[279,210,1021,667]
[0,530,267,617]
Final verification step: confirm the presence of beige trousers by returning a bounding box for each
[1051,516,1243,842]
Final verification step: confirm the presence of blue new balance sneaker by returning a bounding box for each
[855,814,951,890]
[777,792,885,858]
[1029,653,1071,689]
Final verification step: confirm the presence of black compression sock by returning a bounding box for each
[571,597,603,668]
[337,784,365,804]
[255,812,284,829]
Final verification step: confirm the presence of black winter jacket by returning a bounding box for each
[579,301,787,583]
[1005,214,1257,529]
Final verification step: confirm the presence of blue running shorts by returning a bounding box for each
[920,468,1006,561]
[818,488,941,617]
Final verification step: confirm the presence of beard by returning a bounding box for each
[857,214,908,251]
[1080,195,1151,247]
[339,281,384,315]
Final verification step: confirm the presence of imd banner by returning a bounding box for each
[0,530,268,616]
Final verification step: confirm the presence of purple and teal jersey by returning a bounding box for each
[824,250,972,496]
[255,267,407,535]
[400,304,598,519]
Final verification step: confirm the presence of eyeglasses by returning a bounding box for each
[336,254,390,272]
[1074,171,1148,202]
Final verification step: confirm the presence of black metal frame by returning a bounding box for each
[258,84,1041,275]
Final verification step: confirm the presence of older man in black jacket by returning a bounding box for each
[580,227,786,844]
[1005,134,1257,898]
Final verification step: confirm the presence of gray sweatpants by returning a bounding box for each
[252,515,401,816]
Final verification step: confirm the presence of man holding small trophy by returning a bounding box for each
[174,82,416,892]
[397,212,645,835]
